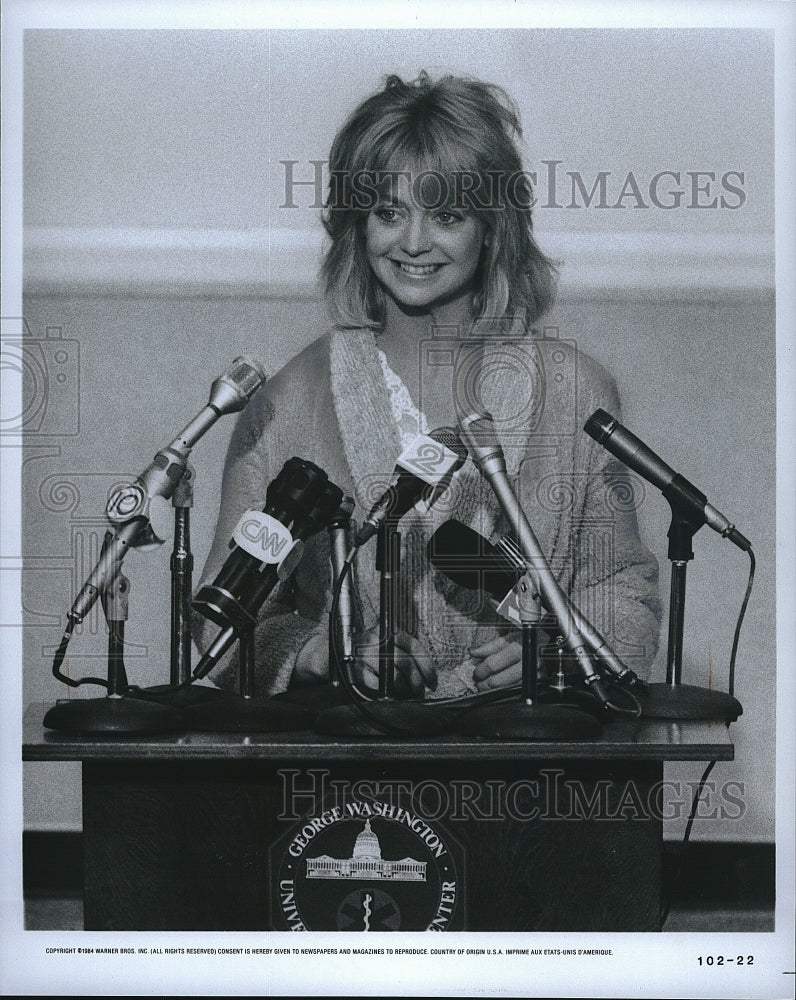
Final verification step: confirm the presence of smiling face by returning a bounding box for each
[364,171,487,317]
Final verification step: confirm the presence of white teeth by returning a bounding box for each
[396,262,441,276]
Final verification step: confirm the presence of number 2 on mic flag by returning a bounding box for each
[396,434,462,485]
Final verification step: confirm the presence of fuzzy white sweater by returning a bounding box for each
[193,327,661,698]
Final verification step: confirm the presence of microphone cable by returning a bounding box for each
[326,549,425,737]
[325,547,553,738]
[51,618,109,690]
[660,545,756,926]
[728,546,756,698]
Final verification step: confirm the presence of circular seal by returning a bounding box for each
[274,802,460,932]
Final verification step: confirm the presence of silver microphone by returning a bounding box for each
[106,356,267,529]
[68,357,268,624]
[458,410,612,707]
[328,495,356,674]
[494,534,643,687]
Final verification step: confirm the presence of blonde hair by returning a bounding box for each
[321,71,558,330]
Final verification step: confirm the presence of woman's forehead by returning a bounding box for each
[370,161,486,211]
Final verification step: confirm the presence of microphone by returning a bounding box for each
[427,519,523,603]
[353,427,468,546]
[583,408,751,552]
[428,519,643,686]
[105,356,267,531]
[328,495,356,668]
[427,519,540,629]
[458,411,612,707]
[192,457,344,679]
[68,357,267,624]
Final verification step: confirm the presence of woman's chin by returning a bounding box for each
[382,282,477,322]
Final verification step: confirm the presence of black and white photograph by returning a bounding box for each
[1,1,794,996]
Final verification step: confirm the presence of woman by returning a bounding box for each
[194,72,661,700]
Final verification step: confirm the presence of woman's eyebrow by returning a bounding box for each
[373,195,410,209]
[373,195,467,213]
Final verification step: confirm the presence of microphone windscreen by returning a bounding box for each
[429,426,468,464]
[426,520,521,600]
[227,356,268,398]
[209,356,268,415]
[583,408,616,444]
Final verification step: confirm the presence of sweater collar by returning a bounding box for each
[328,326,550,645]
[329,325,537,514]
[329,327,402,518]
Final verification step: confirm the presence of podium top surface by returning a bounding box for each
[23,703,735,763]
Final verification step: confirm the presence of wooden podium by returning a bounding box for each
[23,704,733,932]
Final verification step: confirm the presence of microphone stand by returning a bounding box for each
[377,515,400,699]
[456,411,614,738]
[457,574,602,739]
[171,466,194,686]
[314,517,466,737]
[131,464,228,709]
[635,498,742,721]
[44,546,184,734]
[181,619,315,733]
[271,498,360,715]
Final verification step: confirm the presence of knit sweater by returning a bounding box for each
[193,327,661,697]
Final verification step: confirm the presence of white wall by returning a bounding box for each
[17,29,776,841]
[23,29,773,234]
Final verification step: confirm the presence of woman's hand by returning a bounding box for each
[470,634,523,691]
[354,626,438,698]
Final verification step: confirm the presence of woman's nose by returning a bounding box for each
[402,214,431,256]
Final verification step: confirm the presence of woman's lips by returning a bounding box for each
[391,260,445,277]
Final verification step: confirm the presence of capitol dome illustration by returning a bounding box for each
[306,819,427,882]
[352,820,382,860]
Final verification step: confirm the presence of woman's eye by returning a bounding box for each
[435,211,463,225]
[374,207,400,223]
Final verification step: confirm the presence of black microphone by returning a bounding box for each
[192,457,344,679]
[354,427,468,546]
[68,357,268,624]
[584,408,751,552]
[428,519,643,687]
[427,519,523,602]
